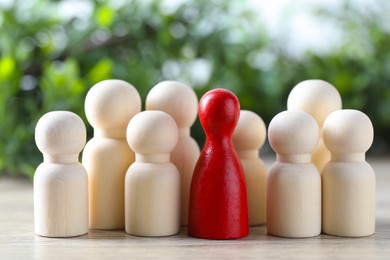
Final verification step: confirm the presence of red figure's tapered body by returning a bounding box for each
[188,88,249,239]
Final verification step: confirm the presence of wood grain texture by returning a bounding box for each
[1,157,390,259]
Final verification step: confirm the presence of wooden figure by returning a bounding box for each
[145,80,200,225]
[267,110,321,238]
[232,110,267,226]
[34,111,88,237]
[322,109,375,237]
[82,79,141,230]
[125,111,180,237]
[287,79,342,172]
[188,88,248,240]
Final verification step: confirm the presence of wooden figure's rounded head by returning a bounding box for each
[126,111,178,154]
[323,109,373,155]
[145,81,198,129]
[287,79,342,127]
[269,111,319,155]
[35,111,86,156]
[85,79,141,129]
[233,110,266,151]
[199,88,240,137]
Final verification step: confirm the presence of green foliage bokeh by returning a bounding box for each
[1,0,389,177]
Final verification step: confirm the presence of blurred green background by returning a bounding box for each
[1,0,389,177]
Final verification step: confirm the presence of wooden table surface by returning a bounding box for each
[1,157,389,259]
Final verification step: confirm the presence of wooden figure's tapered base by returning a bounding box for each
[267,162,321,238]
[83,137,133,230]
[125,162,180,237]
[322,162,375,237]
[34,163,89,238]
[188,182,248,239]
[188,141,249,240]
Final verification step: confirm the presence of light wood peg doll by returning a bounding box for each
[125,111,180,237]
[83,79,141,230]
[267,110,321,238]
[34,111,88,238]
[322,109,375,237]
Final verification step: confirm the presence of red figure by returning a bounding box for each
[188,88,249,239]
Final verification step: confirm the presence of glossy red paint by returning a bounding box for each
[188,88,249,239]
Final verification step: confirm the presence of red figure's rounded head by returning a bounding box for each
[199,88,240,137]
